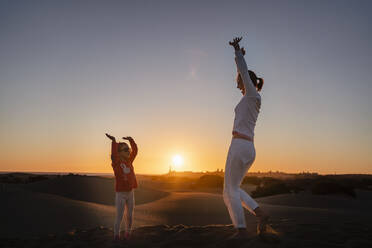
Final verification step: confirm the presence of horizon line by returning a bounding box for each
[1,170,372,176]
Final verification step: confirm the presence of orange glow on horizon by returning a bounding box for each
[1,120,371,175]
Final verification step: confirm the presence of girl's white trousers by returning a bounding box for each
[223,138,259,228]
[114,190,134,236]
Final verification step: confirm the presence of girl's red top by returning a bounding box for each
[111,139,138,192]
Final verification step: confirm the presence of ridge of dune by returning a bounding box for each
[21,175,170,206]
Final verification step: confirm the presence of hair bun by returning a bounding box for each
[248,70,264,92]
[257,77,264,92]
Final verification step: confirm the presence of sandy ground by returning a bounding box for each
[1,176,372,247]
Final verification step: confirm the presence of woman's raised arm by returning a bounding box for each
[229,37,257,96]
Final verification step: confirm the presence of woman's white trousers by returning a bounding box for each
[223,138,259,228]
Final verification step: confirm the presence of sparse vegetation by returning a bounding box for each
[311,180,356,198]
[0,173,50,184]
[28,175,49,183]
[242,176,262,185]
[251,178,291,198]
[242,174,372,198]
[0,173,85,184]
[195,175,223,188]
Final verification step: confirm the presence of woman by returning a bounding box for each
[223,37,269,238]
[105,133,138,241]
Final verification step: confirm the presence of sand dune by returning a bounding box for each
[22,175,169,206]
[0,183,166,238]
[134,190,372,225]
[0,185,114,238]
[256,190,372,211]
[133,190,372,244]
[2,176,372,247]
[135,192,233,226]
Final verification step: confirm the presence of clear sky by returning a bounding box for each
[1,0,371,174]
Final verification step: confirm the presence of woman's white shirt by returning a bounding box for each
[232,49,261,139]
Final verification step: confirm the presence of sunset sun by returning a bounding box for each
[172,155,184,170]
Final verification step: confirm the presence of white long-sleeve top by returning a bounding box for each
[232,49,261,140]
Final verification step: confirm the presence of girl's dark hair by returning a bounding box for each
[118,142,130,152]
[248,70,264,92]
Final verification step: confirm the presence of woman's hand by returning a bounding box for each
[105,133,116,142]
[241,47,246,56]
[122,136,133,141]
[229,37,243,51]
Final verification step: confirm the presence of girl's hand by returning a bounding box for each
[229,37,243,51]
[105,133,116,142]
[122,136,133,141]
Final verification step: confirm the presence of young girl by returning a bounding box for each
[223,37,269,239]
[105,133,138,241]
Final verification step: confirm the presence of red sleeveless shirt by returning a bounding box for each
[111,140,138,192]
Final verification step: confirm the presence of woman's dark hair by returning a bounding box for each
[248,70,264,92]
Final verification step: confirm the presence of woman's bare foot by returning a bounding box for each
[254,207,270,235]
[227,228,250,240]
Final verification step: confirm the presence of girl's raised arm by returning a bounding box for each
[106,133,118,164]
[123,136,138,163]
